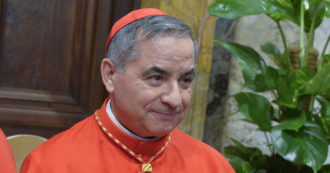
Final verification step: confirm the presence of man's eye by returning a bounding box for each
[182,78,192,83]
[150,76,162,81]
[147,75,163,85]
[179,76,193,88]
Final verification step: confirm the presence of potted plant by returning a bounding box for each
[208,0,330,172]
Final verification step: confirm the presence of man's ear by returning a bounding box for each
[101,58,116,94]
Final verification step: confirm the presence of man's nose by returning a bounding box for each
[160,82,183,109]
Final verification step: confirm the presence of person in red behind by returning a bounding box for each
[20,8,235,173]
[0,129,17,173]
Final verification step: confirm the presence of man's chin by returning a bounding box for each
[146,125,177,138]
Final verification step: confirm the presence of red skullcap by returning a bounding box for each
[105,8,168,54]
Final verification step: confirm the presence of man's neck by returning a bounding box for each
[106,100,159,142]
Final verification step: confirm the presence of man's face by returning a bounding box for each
[110,36,195,138]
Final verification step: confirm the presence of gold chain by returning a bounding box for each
[94,111,171,173]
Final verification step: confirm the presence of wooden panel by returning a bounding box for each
[0,0,140,138]
[0,0,76,92]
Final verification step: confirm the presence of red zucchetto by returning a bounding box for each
[105,8,168,54]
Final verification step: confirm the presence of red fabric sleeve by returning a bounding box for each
[0,129,17,173]
[19,154,39,173]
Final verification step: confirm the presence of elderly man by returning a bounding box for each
[20,8,235,173]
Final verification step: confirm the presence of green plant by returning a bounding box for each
[208,0,330,172]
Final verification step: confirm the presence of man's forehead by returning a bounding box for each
[142,66,195,76]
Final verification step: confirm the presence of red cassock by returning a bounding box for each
[20,99,235,173]
[0,129,17,173]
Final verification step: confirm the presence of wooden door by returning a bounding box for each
[0,0,140,138]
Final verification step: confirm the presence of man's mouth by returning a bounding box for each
[151,110,180,119]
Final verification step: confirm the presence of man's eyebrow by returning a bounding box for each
[142,66,170,77]
[182,69,195,77]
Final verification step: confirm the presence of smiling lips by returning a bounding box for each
[151,109,182,119]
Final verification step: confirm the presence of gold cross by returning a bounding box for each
[141,163,152,172]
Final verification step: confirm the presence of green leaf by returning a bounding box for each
[276,72,300,108]
[323,1,330,17]
[234,92,272,131]
[316,96,330,136]
[208,0,298,23]
[295,66,315,95]
[296,66,314,91]
[261,41,282,60]
[254,66,278,91]
[229,138,251,155]
[271,122,328,171]
[208,0,267,19]
[321,88,330,100]
[230,138,265,159]
[225,139,269,171]
[304,0,326,32]
[224,146,248,160]
[227,156,255,173]
[276,67,313,108]
[321,54,330,68]
[266,0,298,23]
[309,0,324,4]
[318,96,330,119]
[271,106,281,120]
[287,0,326,32]
[261,41,288,70]
[214,40,271,91]
[303,63,330,95]
[273,111,306,131]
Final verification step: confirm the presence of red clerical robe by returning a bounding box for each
[0,129,17,173]
[20,99,235,173]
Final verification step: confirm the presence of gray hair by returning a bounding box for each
[106,15,197,72]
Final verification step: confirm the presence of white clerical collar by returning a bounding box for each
[106,100,159,142]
